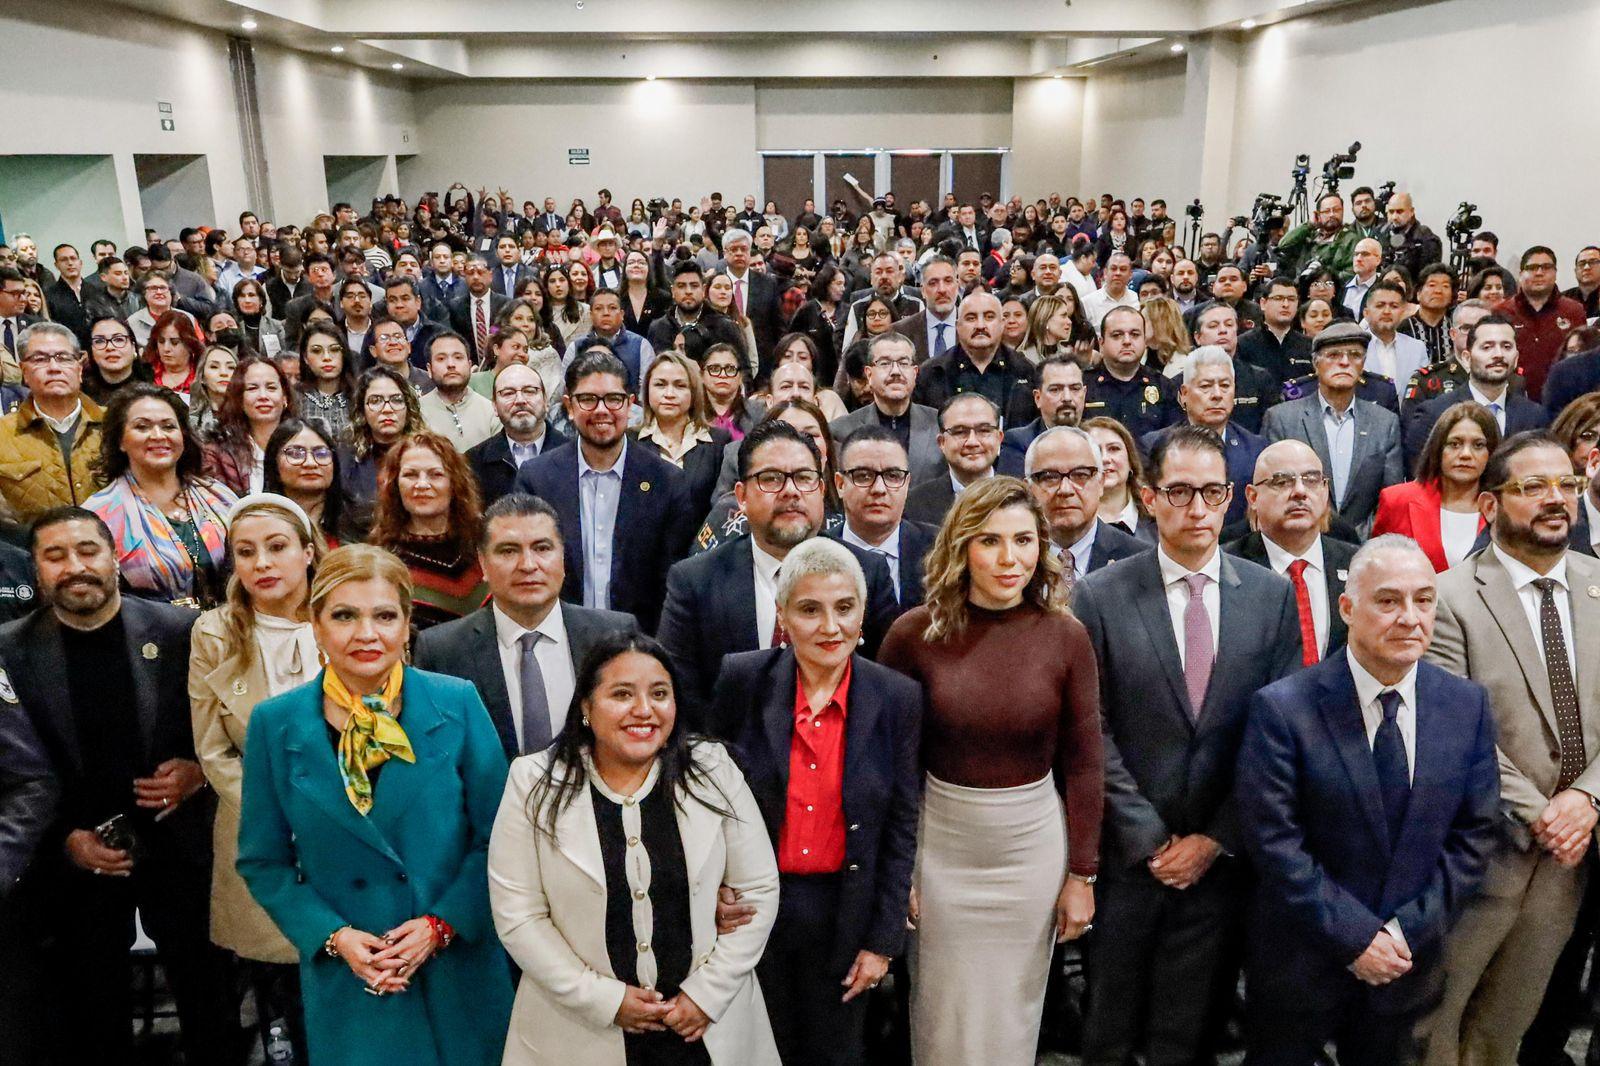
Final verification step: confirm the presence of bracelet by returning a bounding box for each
[1067,872,1098,885]
[324,925,351,958]
[425,914,456,950]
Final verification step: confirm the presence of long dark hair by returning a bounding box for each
[525,632,732,839]
[263,417,348,542]
[94,383,207,483]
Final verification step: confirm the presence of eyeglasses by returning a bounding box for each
[570,392,629,412]
[1254,471,1330,493]
[842,467,910,489]
[1490,475,1589,498]
[1152,482,1232,508]
[703,364,742,379]
[496,386,545,401]
[90,335,132,350]
[281,444,333,465]
[364,394,407,410]
[870,358,915,370]
[21,353,81,368]
[747,468,822,494]
[941,424,1000,440]
[1524,262,1557,273]
[1028,467,1100,492]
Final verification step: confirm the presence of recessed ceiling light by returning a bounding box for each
[1170,42,1185,53]
[646,74,656,81]
[240,19,257,30]
[331,45,345,54]
[391,62,404,70]
[1241,19,1257,29]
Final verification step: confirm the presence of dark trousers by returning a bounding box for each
[0,899,49,1065]
[38,854,240,1065]
[1521,856,1600,1063]
[1082,859,1244,1066]
[757,873,868,1066]
[1245,989,1425,1066]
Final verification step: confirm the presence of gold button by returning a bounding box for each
[634,889,646,900]
[627,836,639,847]
[624,797,635,807]
[638,942,650,954]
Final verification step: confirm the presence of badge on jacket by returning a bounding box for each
[0,668,17,704]
[142,642,160,660]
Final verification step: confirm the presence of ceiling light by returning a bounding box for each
[646,74,657,81]
[1052,73,1063,79]
[1241,18,1257,29]
[1170,42,1186,53]
[331,45,345,54]
[240,19,257,30]
[391,63,404,70]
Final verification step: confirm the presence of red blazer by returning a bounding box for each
[1371,479,1485,572]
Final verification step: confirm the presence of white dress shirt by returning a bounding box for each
[1082,287,1140,329]
[1439,509,1480,567]
[1347,646,1418,949]
[843,523,902,601]
[493,603,576,751]
[1586,495,1600,552]
[1063,522,1098,577]
[752,541,785,648]
[1364,331,1428,391]
[1262,534,1329,658]
[1106,497,1140,536]
[1466,382,1508,433]
[1157,545,1222,668]
[1496,547,1576,668]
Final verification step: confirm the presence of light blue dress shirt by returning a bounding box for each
[578,441,625,610]
[1320,393,1357,508]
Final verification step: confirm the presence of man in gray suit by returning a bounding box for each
[889,255,961,364]
[828,333,943,483]
[1073,424,1304,1065]
[1263,321,1404,532]
[1420,430,1600,1065]
[413,494,638,761]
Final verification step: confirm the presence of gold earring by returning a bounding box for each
[316,647,329,667]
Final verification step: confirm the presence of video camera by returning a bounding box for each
[1446,202,1482,246]
[1375,181,1397,214]
[1185,198,1205,221]
[1321,142,1361,192]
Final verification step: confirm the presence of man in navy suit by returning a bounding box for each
[829,424,934,610]
[379,273,444,370]
[657,420,900,728]
[996,354,1088,477]
[488,234,536,298]
[514,349,695,632]
[1140,346,1267,528]
[1402,314,1550,471]
[1074,425,1304,1066]
[1238,534,1500,1064]
[1025,424,1148,594]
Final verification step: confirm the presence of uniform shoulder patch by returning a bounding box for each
[0,668,18,704]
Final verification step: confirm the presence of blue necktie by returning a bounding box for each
[1374,690,1410,847]
[934,322,950,359]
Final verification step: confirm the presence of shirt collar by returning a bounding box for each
[637,420,712,457]
[492,602,569,652]
[793,659,851,722]
[1467,382,1504,408]
[950,468,993,494]
[842,522,901,558]
[1157,543,1222,588]
[752,541,786,585]
[1066,522,1098,572]
[578,438,627,478]
[1347,645,1418,715]
[1110,497,1139,530]
[37,401,83,435]
[1494,544,1568,594]
[1262,533,1324,575]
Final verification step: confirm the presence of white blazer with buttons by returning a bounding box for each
[488,740,782,1066]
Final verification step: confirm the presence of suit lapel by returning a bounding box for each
[612,447,647,591]
[1300,401,1333,472]
[762,651,799,796]
[21,615,83,776]
[550,768,607,888]
[368,670,449,839]
[841,659,881,815]
[121,603,164,755]
[723,538,761,646]
[1475,548,1561,739]
[554,449,586,600]
[1131,556,1196,728]
[1317,659,1392,857]
[467,609,517,756]
[1565,557,1600,735]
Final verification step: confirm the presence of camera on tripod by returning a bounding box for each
[1446,202,1482,245]
[1375,181,1397,213]
[1185,199,1204,221]
[1321,142,1361,191]
[1291,155,1311,182]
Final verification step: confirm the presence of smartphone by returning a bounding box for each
[95,813,139,856]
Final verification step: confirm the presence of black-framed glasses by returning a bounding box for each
[748,468,822,494]
[364,394,407,410]
[91,334,132,350]
[495,385,545,401]
[1489,475,1588,498]
[703,363,742,379]
[1254,471,1330,493]
[870,357,914,371]
[842,467,910,489]
[1028,466,1100,492]
[1153,482,1232,508]
[281,444,334,465]
[570,391,629,412]
[941,423,1000,440]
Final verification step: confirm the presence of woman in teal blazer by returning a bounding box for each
[238,544,512,1065]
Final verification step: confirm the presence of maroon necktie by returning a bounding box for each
[1286,559,1320,666]
[474,299,489,362]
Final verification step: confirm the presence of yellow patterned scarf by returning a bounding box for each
[327,663,415,815]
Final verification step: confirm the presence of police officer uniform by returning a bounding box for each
[1083,364,1182,440]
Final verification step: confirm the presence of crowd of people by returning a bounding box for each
[0,179,1598,1066]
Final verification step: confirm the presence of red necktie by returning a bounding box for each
[474,299,489,362]
[1287,559,1319,666]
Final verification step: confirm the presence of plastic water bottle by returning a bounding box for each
[265,1023,295,1064]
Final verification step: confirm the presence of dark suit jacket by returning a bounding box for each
[712,649,922,968]
[0,648,58,896]
[1238,656,1500,1014]
[467,427,569,507]
[420,271,465,309]
[0,600,213,883]
[997,417,1045,478]
[1401,389,1550,474]
[1073,550,1303,868]
[282,290,340,347]
[413,603,639,761]
[911,345,1038,428]
[1086,519,1152,573]
[1543,348,1600,421]
[891,308,956,365]
[43,280,91,345]
[1139,421,1268,528]
[736,271,782,378]
[631,425,734,524]
[402,317,446,370]
[1224,531,1356,656]
[513,442,695,633]
[447,290,511,345]
[657,535,901,728]
[826,520,935,610]
[902,473,959,528]
[488,263,537,299]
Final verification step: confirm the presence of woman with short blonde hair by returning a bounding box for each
[1141,295,1193,373]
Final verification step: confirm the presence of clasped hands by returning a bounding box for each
[1349,929,1411,986]
[1533,789,1597,868]
[615,986,711,1041]
[330,918,441,995]
[1148,833,1221,889]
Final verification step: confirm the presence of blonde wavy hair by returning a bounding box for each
[920,476,1063,643]
[1140,295,1192,368]
[216,499,324,667]
[309,544,414,624]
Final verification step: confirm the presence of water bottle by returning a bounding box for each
[265,1022,295,1064]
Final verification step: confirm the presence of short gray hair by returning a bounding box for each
[1024,425,1102,478]
[1344,533,1435,603]
[1451,298,1493,328]
[866,331,914,364]
[721,227,752,249]
[17,321,81,358]
[1181,344,1234,384]
[775,537,867,608]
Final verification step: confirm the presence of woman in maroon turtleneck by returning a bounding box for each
[879,475,1103,1066]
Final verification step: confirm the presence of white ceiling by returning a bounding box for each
[109,0,1376,78]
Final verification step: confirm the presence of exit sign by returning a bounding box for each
[568,148,590,166]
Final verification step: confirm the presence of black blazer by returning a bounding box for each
[413,602,640,761]
[0,600,213,878]
[826,520,935,611]
[911,345,1037,428]
[902,474,957,528]
[712,649,922,969]
[489,263,538,299]
[467,427,569,507]
[739,272,782,378]
[1401,389,1550,474]
[1072,550,1303,868]
[514,442,695,633]
[996,418,1045,478]
[631,426,734,526]
[1085,519,1152,573]
[1224,531,1356,656]
[0,647,59,896]
[448,290,511,343]
[1543,348,1600,420]
[657,535,901,728]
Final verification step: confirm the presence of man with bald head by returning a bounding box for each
[1022,252,1065,306]
[1343,237,1385,318]
[912,289,1035,425]
[1382,192,1443,282]
[1226,439,1359,662]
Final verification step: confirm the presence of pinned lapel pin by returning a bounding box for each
[640,481,652,493]
[1588,586,1600,599]
[142,642,160,660]
[232,679,249,696]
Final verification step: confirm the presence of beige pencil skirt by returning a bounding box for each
[909,771,1067,1066]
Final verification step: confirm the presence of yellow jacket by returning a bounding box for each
[0,396,105,525]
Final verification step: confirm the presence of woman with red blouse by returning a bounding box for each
[878,476,1103,1066]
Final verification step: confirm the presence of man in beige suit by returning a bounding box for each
[1423,430,1600,1065]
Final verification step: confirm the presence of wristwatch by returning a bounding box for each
[1067,872,1098,885]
